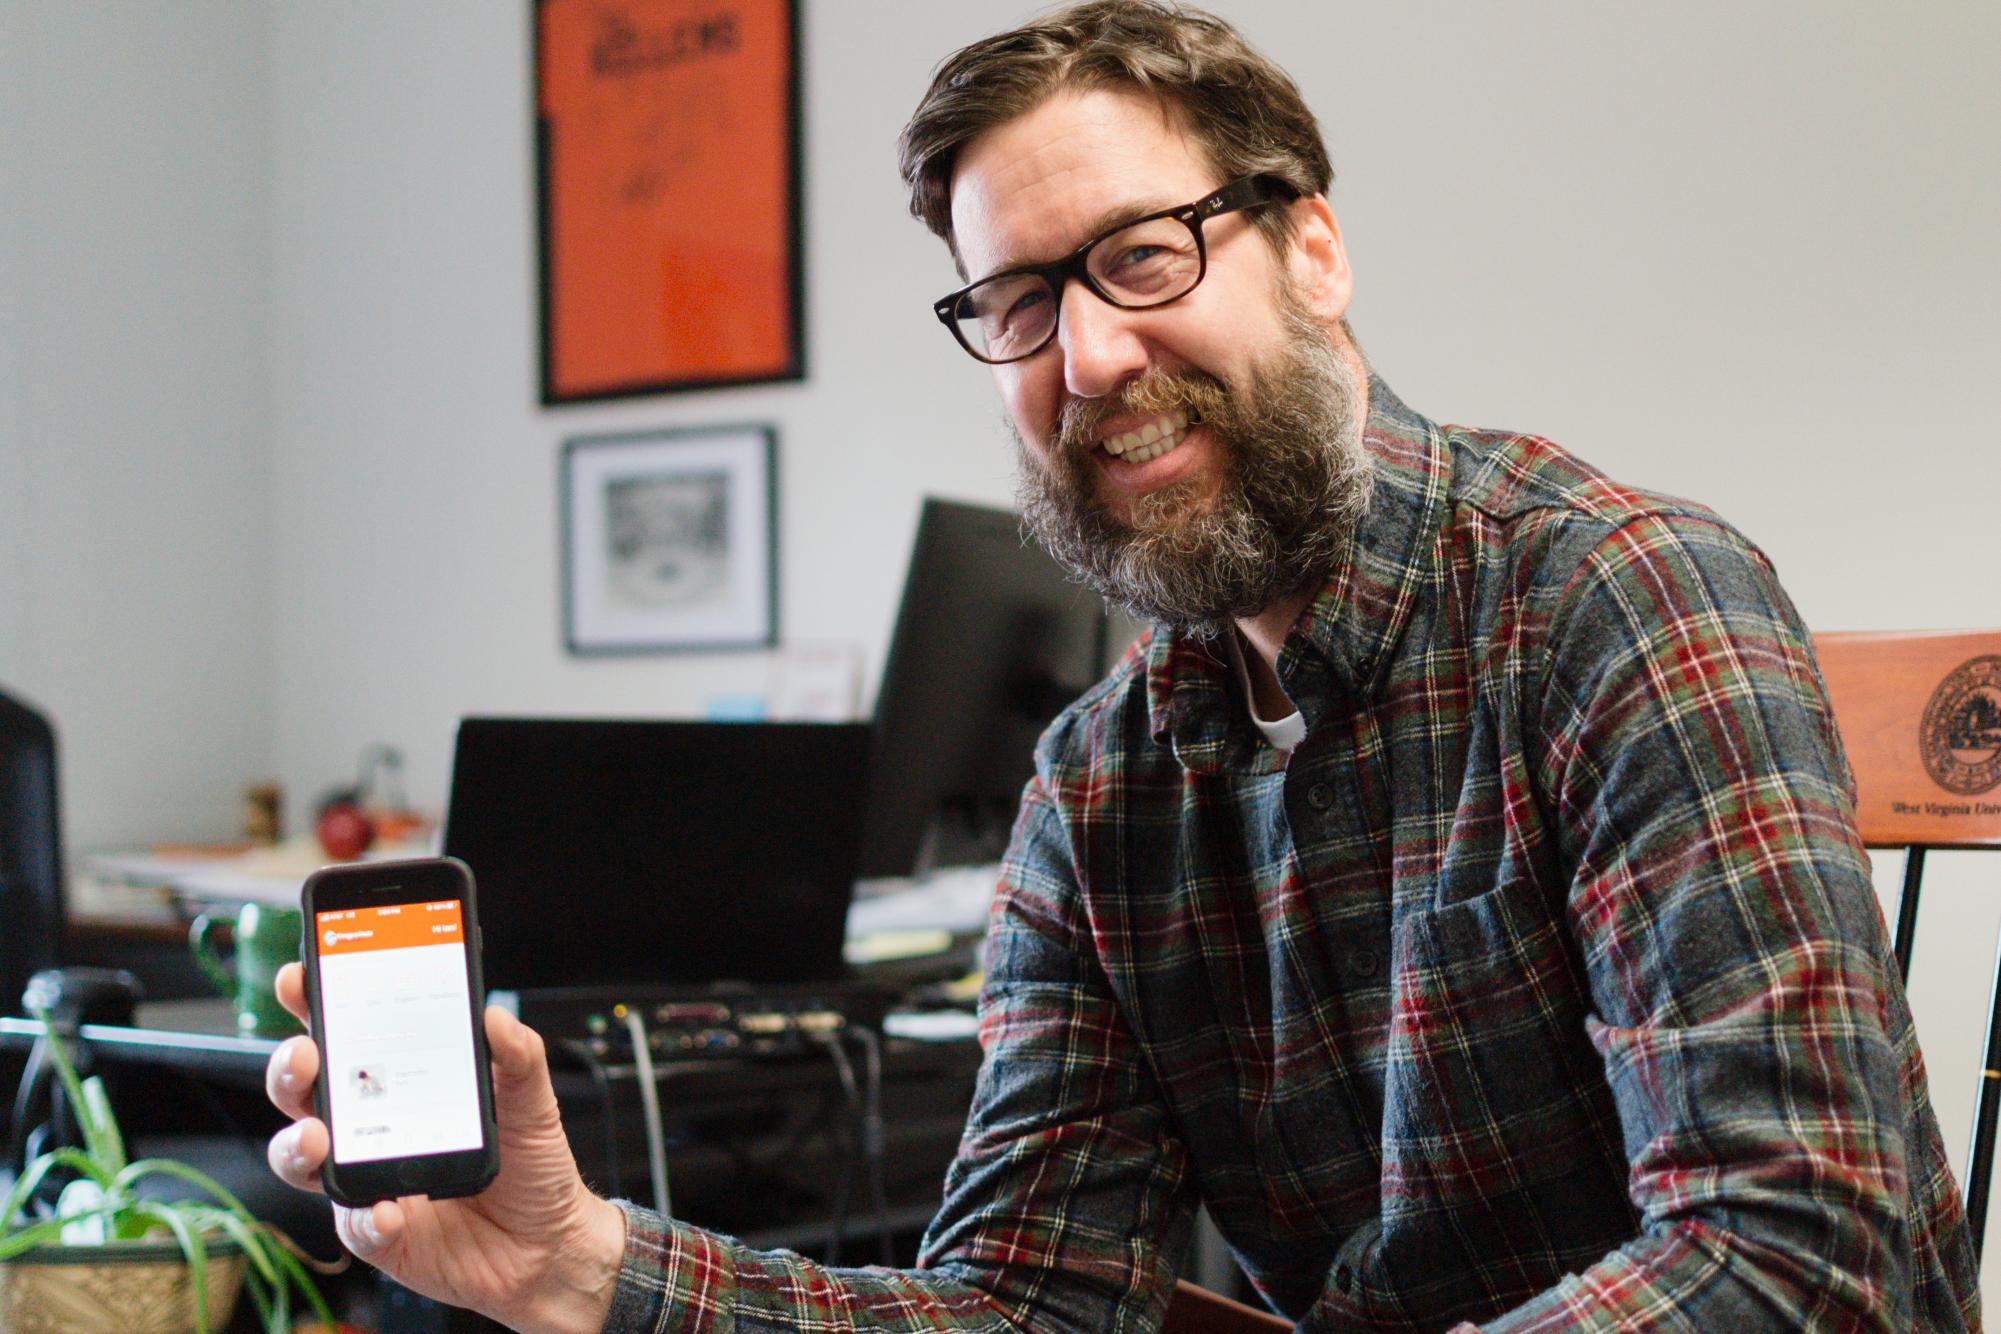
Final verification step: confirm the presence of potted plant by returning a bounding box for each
[0,1004,334,1333]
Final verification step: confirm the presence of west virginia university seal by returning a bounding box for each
[1920,655,2001,796]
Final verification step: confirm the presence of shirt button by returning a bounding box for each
[1306,782,1335,811]
[1349,949,1381,979]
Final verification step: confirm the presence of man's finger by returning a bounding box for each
[266,1117,329,1195]
[484,1006,566,1129]
[335,1199,405,1262]
[485,1004,541,1077]
[276,961,309,1022]
[265,1033,320,1120]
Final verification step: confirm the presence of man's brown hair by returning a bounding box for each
[898,1,1333,259]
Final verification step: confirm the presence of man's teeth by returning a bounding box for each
[1100,409,1194,463]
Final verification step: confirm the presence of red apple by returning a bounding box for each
[315,802,376,861]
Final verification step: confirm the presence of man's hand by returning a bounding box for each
[264,962,627,1334]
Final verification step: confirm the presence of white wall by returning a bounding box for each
[0,1,273,848]
[262,0,2001,814]
[260,7,2001,1285]
[0,5,27,668]
[10,0,2001,1293]
[261,3,1030,822]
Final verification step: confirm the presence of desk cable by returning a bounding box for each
[621,1008,672,1218]
[851,1025,894,1265]
[812,1028,894,1265]
[815,1031,861,1262]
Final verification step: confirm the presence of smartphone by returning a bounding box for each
[299,856,499,1207]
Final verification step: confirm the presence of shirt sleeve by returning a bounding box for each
[598,774,1195,1333]
[1463,510,1924,1332]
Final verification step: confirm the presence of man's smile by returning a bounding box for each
[1083,410,1218,510]
[1096,408,1196,463]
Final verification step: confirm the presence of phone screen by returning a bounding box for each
[313,898,484,1165]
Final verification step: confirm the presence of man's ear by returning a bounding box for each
[1284,193,1353,324]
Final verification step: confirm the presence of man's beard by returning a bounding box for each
[1014,296,1373,638]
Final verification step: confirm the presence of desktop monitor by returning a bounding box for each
[441,719,872,993]
[858,498,1141,878]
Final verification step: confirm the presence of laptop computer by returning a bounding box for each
[441,718,872,994]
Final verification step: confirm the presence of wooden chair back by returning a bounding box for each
[1815,630,2001,853]
[1813,628,2001,1255]
[1161,1279,1291,1333]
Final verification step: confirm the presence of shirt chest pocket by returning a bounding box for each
[1373,877,1633,1279]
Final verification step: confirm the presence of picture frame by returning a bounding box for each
[534,0,804,403]
[561,425,778,654]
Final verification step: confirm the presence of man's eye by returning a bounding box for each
[1105,244,1169,274]
[968,282,1043,324]
[1098,241,1190,298]
[1000,287,1051,328]
[977,283,1051,354]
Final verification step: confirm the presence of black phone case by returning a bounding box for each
[300,857,501,1207]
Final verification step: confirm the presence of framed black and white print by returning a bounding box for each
[561,424,777,653]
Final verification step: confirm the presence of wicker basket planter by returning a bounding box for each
[0,1234,247,1333]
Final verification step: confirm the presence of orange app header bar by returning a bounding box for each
[315,900,463,956]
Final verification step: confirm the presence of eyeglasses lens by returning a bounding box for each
[952,216,1202,362]
[954,272,1057,364]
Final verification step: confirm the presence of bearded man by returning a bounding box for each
[262,4,1980,1330]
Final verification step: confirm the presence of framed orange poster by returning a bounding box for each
[536,0,802,403]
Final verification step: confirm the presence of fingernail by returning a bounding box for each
[353,1210,380,1248]
[277,1066,297,1091]
[285,1152,308,1177]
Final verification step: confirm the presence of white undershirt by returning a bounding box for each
[1225,632,1306,751]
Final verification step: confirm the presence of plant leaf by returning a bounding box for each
[235,1253,279,1333]
[200,1207,277,1287]
[139,1198,332,1333]
[1,1143,114,1232]
[130,1200,212,1334]
[116,1157,254,1222]
[200,1207,305,1334]
[1,1152,59,1229]
[79,1076,126,1175]
[24,1005,114,1171]
[263,1228,338,1331]
[0,1216,67,1260]
[0,1196,125,1258]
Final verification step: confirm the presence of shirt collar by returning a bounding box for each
[1142,375,1450,773]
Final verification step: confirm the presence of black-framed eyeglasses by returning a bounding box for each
[933,174,1295,365]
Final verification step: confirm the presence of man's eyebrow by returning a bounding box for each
[971,195,1183,284]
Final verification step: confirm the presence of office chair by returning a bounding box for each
[1815,628,2001,1258]
[0,686,65,1018]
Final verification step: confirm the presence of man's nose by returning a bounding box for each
[1056,282,1148,401]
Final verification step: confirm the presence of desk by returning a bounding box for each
[1,997,982,1257]
[2,1003,1270,1327]
[0,1000,275,1080]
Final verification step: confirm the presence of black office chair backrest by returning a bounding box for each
[0,687,65,1015]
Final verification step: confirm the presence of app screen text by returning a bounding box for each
[315,900,483,1164]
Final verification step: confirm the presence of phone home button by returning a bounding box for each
[396,1160,427,1189]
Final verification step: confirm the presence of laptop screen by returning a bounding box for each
[442,719,871,992]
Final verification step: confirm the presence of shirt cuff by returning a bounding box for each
[598,1199,740,1334]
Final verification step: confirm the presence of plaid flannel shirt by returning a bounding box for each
[602,380,1979,1332]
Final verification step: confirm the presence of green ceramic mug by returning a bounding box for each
[189,903,304,1037]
